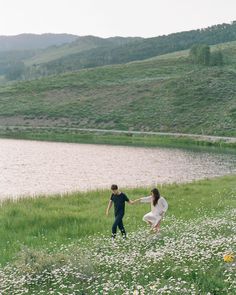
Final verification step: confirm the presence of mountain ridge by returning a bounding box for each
[0,33,79,51]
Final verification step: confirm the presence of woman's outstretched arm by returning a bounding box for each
[132,198,141,204]
[132,196,152,204]
[139,196,152,203]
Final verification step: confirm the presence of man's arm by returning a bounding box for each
[128,200,135,205]
[130,198,141,204]
[106,200,113,216]
[124,193,135,205]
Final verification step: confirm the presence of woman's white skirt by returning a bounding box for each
[143,212,162,227]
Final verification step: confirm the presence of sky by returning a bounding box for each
[1,0,236,38]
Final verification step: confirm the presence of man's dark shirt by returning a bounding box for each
[110,192,129,216]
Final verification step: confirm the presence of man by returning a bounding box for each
[106,184,133,239]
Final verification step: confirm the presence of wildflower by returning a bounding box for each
[223,253,235,263]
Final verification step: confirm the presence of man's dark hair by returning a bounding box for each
[111,184,118,190]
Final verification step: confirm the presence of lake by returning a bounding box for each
[0,138,235,200]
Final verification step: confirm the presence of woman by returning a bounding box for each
[133,188,168,233]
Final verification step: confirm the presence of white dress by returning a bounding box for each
[140,196,168,226]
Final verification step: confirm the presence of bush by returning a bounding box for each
[14,246,94,285]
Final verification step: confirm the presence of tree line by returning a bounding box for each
[38,21,236,76]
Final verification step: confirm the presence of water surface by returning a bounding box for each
[0,139,235,199]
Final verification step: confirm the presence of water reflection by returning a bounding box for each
[0,138,235,199]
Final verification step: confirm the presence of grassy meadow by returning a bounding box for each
[0,175,235,294]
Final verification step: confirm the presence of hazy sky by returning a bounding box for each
[1,0,235,37]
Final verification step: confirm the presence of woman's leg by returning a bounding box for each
[152,222,160,232]
[143,212,155,227]
[153,217,162,233]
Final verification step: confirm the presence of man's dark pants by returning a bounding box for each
[112,212,126,238]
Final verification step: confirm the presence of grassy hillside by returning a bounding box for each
[0,175,235,294]
[0,41,236,137]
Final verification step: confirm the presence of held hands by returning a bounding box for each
[132,198,141,204]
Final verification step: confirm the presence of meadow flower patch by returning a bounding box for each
[0,209,235,294]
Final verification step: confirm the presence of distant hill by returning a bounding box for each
[38,21,236,76]
[0,35,141,81]
[0,33,78,51]
[0,33,79,77]
[25,36,142,66]
[0,40,235,136]
[1,21,236,81]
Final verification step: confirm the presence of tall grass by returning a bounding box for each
[0,175,235,266]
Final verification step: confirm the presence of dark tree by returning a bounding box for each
[5,61,26,80]
[210,50,224,66]
[190,44,210,65]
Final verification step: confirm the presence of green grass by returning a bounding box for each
[0,175,236,295]
[0,127,236,150]
[0,41,236,137]
[0,175,235,294]
[0,175,235,266]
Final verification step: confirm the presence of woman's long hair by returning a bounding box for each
[151,188,160,206]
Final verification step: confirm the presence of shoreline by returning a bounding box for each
[1,173,235,204]
[0,126,236,149]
